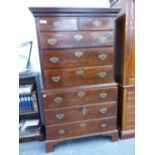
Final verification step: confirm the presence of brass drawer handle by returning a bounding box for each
[49,56,59,64]
[77,91,85,97]
[74,51,84,57]
[53,97,63,104]
[79,123,87,128]
[75,69,84,75]
[79,107,88,115]
[48,38,57,46]
[98,36,107,43]
[53,20,62,29]
[58,129,65,135]
[51,76,61,82]
[92,20,102,27]
[98,53,107,60]
[42,94,47,98]
[100,123,107,128]
[74,34,83,41]
[99,108,108,114]
[99,92,108,99]
[56,113,64,120]
[98,72,107,78]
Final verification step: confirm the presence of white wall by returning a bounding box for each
[18,0,110,72]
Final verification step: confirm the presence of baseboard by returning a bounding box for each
[119,129,135,139]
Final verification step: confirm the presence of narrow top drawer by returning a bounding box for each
[36,17,78,31]
[79,17,115,30]
[36,17,115,31]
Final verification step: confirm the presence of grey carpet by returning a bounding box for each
[19,136,135,155]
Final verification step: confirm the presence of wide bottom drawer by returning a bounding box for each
[46,117,116,140]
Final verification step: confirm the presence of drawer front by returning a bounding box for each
[79,17,115,30]
[44,102,117,125]
[46,117,116,140]
[42,85,117,109]
[126,101,135,113]
[37,17,78,31]
[44,66,114,89]
[39,31,114,49]
[127,87,135,102]
[41,47,114,69]
[125,112,135,130]
[125,123,135,131]
[125,87,135,130]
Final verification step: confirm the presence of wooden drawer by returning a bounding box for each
[44,66,114,89]
[125,124,135,131]
[79,17,115,30]
[125,121,134,131]
[126,101,135,113]
[41,47,114,69]
[126,112,135,122]
[42,84,117,109]
[127,87,135,102]
[118,85,135,132]
[36,17,78,32]
[125,117,135,130]
[44,102,117,125]
[39,31,114,49]
[46,117,116,140]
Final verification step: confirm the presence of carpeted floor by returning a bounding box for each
[19,136,135,155]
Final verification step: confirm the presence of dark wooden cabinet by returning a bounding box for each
[30,7,120,152]
[19,72,44,142]
[109,0,135,138]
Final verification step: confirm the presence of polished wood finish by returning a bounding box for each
[44,66,114,89]
[46,117,116,140]
[30,7,120,152]
[117,85,135,138]
[36,17,116,32]
[36,17,78,32]
[110,0,135,138]
[30,7,120,17]
[39,31,114,49]
[79,17,115,30]
[42,84,117,109]
[115,14,135,85]
[41,47,114,69]
[44,102,117,125]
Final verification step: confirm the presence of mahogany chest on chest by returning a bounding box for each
[30,7,120,152]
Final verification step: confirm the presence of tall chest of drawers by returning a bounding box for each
[30,7,120,152]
